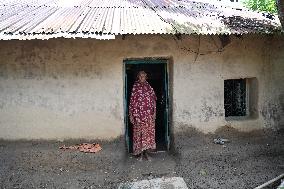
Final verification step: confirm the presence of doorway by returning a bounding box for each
[123,59,170,153]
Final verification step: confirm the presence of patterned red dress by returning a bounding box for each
[129,80,157,155]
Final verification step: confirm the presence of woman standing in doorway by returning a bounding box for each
[129,71,157,161]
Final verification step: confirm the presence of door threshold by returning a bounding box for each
[149,150,166,154]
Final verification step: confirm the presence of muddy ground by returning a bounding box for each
[0,126,283,189]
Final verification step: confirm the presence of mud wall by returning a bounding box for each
[262,35,284,129]
[0,34,283,140]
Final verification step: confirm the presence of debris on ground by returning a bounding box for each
[199,169,207,176]
[213,137,230,145]
[59,143,102,153]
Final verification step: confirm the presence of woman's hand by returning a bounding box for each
[152,112,156,120]
[130,114,134,124]
[153,103,156,120]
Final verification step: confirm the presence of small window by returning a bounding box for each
[224,78,258,119]
[224,79,247,117]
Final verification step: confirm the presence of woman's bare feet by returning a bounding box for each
[144,151,152,161]
[135,153,143,161]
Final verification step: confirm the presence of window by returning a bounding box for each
[224,78,258,119]
[224,79,247,117]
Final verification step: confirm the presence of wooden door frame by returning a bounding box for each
[123,57,172,152]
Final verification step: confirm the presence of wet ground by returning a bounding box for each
[0,126,283,189]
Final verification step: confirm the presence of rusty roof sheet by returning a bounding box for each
[0,0,281,40]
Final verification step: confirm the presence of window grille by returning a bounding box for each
[224,79,247,117]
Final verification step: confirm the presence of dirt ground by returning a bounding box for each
[0,126,283,189]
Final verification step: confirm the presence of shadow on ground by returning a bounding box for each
[0,126,283,189]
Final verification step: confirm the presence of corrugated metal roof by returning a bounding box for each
[0,0,281,40]
[150,0,282,34]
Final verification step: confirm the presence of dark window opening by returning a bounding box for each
[224,77,258,120]
[224,79,247,117]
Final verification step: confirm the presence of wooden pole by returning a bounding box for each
[254,174,284,189]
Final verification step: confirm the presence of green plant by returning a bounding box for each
[242,0,277,14]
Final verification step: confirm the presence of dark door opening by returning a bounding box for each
[124,59,169,153]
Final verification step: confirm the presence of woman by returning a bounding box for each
[129,71,157,161]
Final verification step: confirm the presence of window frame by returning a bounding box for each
[224,77,258,121]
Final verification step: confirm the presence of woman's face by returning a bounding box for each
[138,72,147,82]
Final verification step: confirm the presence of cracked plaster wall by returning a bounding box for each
[0,34,283,140]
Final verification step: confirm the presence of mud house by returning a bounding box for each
[0,0,283,152]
